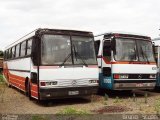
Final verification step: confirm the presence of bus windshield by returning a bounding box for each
[41,34,97,65]
[114,38,155,62]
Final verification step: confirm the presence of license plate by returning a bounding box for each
[136,83,143,87]
[68,91,79,95]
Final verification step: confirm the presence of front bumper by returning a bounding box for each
[39,86,98,100]
[114,80,156,90]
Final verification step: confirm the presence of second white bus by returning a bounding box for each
[95,32,157,90]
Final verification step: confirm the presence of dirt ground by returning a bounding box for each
[1,83,160,115]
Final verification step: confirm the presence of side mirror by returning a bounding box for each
[111,37,116,53]
[31,37,39,66]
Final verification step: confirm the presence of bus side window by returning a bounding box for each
[95,40,100,56]
[11,46,16,58]
[103,41,111,61]
[6,50,8,60]
[26,39,32,55]
[4,51,6,60]
[15,44,20,58]
[20,41,26,56]
[9,48,12,59]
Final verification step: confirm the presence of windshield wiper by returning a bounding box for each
[59,53,71,67]
[73,45,88,67]
[140,46,149,63]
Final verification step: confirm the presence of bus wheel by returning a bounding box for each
[27,82,32,100]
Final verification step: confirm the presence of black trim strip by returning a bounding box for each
[4,55,31,62]
[114,80,155,83]
[4,69,30,73]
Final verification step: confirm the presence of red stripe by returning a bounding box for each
[103,57,111,64]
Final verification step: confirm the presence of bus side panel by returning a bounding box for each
[31,83,38,99]
[4,58,31,91]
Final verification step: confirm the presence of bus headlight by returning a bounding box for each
[89,80,98,83]
[149,74,156,79]
[114,74,129,79]
[40,81,58,86]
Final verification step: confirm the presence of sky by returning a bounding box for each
[0,0,160,50]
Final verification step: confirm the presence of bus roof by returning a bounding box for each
[5,28,93,50]
[95,32,151,39]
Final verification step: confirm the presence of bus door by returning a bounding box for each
[100,40,113,89]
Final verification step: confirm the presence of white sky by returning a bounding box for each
[0,0,160,50]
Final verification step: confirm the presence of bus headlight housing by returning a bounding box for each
[40,81,58,86]
[149,74,156,79]
[114,74,129,79]
[89,80,98,83]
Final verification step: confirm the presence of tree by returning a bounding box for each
[0,50,3,57]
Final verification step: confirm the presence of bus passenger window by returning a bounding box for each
[26,39,32,55]
[15,44,20,58]
[11,47,15,58]
[20,41,26,56]
[103,41,111,61]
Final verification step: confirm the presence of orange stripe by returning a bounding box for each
[31,91,38,97]
[103,57,111,64]
[31,84,38,92]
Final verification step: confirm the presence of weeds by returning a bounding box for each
[32,115,50,120]
[144,92,148,104]
[113,96,123,103]
[133,93,137,102]
[0,74,6,102]
[57,107,90,115]
[104,93,109,101]
[155,98,160,115]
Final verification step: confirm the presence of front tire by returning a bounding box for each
[27,82,32,100]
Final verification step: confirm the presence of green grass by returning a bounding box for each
[0,74,4,84]
[57,107,90,115]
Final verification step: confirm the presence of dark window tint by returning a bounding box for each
[4,51,6,60]
[103,41,111,61]
[95,40,100,56]
[11,47,15,58]
[9,48,12,59]
[26,39,32,55]
[20,41,26,56]
[15,44,20,57]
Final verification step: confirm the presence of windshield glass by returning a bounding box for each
[137,41,155,62]
[115,38,137,61]
[41,35,97,65]
[41,35,72,65]
[72,36,97,65]
[114,38,155,62]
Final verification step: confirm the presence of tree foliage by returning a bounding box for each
[0,50,3,57]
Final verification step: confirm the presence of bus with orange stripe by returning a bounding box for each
[3,28,99,100]
[94,32,157,90]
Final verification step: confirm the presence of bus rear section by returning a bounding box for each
[95,32,157,90]
[3,28,99,100]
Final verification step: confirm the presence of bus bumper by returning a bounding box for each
[39,86,98,100]
[114,80,156,90]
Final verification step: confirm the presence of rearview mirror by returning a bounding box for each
[111,37,116,53]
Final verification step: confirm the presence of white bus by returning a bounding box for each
[95,32,157,90]
[3,28,98,100]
